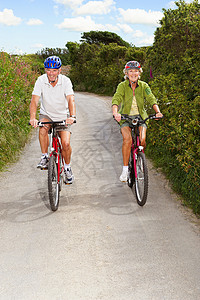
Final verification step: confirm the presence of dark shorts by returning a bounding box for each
[39,114,72,133]
[120,115,147,129]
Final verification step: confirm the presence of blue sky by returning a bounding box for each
[0,0,196,54]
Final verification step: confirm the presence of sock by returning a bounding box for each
[123,166,128,172]
[64,163,71,170]
[42,153,48,158]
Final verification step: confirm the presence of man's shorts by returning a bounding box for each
[120,114,147,129]
[39,114,72,133]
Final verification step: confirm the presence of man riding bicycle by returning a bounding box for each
[29,56,76,184]
[112,60,163,182]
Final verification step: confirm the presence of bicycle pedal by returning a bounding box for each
[40,167,48,170]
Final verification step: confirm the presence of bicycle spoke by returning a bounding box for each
[135,152,148,206]
[48,155,60,211]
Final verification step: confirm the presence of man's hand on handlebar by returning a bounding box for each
[29,118,38,128]
[66,117,76,125]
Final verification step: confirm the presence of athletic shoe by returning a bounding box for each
[64,167,74,184]
[120,169,128,182]
[37,155,48,169]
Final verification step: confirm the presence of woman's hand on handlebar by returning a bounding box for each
[155,112,163,120]
[113,113,121,122]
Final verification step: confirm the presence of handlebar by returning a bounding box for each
[29,119,76,127]
[120,114,163,126]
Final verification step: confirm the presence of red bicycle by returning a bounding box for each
[120,114,163,206]
[38,120,66,211]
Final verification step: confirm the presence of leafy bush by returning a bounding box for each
[143,0,200,214]
[0,52,38,170]
[146,74,200,214]
[66,42,147,95]
[22,54,44,74]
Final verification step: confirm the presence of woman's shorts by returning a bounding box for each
[39,114,72,133]
[120,115,147,129]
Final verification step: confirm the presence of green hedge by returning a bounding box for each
[67,41,147,95]
[0,52,38,170]
[146,74,200,214]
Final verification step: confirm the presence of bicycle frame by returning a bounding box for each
[131,127,142,181]
[49,128,64,184]
[38,120,66,184]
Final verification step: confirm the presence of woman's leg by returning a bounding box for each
[121,126,132,166]
[139,126,147,149]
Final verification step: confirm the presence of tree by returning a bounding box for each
[80,31,130,47]
[148,0,200,77]
[36,47,70,65]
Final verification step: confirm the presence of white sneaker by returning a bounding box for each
[64,167,74,184]
[120,170,128,182]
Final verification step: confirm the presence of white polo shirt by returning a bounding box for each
[32,74,74,121]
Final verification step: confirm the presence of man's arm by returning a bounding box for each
[66,94,76,124]
[29,95,40,128]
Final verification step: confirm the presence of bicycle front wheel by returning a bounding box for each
[48,155,60,211]
[127,150,135,188]
[135,152,148,206]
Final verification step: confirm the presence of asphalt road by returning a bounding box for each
[0,92,200,300]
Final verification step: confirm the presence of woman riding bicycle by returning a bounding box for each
[112,60,163,182]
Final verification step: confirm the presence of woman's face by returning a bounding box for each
[127,69,140,82]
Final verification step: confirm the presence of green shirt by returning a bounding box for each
[112,79,157,124]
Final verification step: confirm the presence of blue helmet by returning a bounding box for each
[44,56,62,69]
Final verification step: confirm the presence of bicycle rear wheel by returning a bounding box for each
[135,151,148,206]
[48,155,60,211]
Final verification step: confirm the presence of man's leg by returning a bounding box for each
[37,117,50,169]
[59,130,74,183]
[59,130,71,164]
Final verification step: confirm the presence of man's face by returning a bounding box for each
[45,68,61,82]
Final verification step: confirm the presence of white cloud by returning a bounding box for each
[54,5,59,16]
[56,15,107,31]
[27,18,43,25]
[75,0,115,15]
[118,8,163,26]
[104,23,119,32]
[13,48,25,55]
[168,0,199,8]
[31,43,44,49]
[168,1,176,9]
[133,30,145,38]
[54,0,84,9]
[0,8,22,26]
[137,35,154,46]
[117,23,133,34]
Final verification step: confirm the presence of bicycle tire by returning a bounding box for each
[59,151,63,192]
[127,150,135,188]
[135,151,148,206]
[48,155,60,211]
